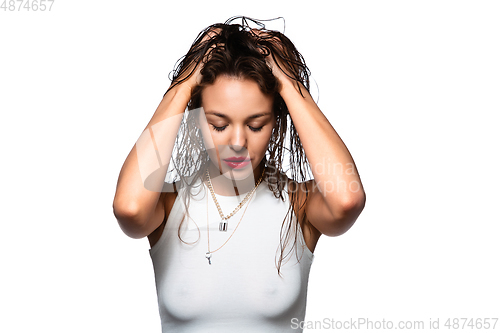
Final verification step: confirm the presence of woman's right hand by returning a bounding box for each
[178,55,204,94]
[175,27,222,95]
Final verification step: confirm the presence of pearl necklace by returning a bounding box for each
[205,167,265,231]
[204,167,265,265]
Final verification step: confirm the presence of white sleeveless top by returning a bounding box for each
[149,176,314,332]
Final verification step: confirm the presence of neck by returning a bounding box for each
[206,161,265,196]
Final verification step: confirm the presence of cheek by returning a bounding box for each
[200,128,224,157]
[198,129,221,164]
[253,130,273,154]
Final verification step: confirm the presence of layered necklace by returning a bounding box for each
[204,167,265,265]
[205,167,265,232]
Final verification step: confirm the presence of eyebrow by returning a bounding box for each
[205,111,272,120]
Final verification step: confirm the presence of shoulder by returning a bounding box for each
[147,181,180,248]
[283,176,315,223]
[286,177,322,252]
[162,180,181,207]
[285,177,308,217]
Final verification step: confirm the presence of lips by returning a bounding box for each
[223,157,251,169]
[224,157,250,162]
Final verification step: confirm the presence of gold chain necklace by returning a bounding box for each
[205,186,255,265]
[204,167,265,265]
[205,167,265,231]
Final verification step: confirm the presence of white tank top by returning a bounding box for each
[149,176,314,332]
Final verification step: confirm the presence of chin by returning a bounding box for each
[221,167,254,181]
[216,161,256,180]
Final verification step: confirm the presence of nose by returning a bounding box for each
[229,125,247,152]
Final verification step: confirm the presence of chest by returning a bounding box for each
[150,191,313,323]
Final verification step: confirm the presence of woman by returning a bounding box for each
[113,16,366,332]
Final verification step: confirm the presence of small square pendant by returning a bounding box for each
[219,221,228,232]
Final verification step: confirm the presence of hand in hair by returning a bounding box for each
[251,28,296,92]
[174,27,222,95]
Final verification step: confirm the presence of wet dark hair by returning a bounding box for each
[161,16,314,276]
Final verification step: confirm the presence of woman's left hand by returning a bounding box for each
[267,51,294,91]
[251,29,295,92]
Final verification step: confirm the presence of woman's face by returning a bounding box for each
[198,75,275,181]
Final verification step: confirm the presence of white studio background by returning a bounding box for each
[1,1,499,332]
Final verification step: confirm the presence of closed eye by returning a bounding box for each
[211,125,227,132]
[211,125,264,132]
[249,126,263,132]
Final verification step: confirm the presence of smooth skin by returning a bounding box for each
[148,57,366,253]
[198,75,275,196]
[115,29,365,253]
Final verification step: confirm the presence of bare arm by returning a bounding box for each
[259,30,366,237]
[112,27,222,239]
[112,84,191,239]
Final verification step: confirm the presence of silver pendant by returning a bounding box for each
[205,252,212,265]
[219,219,228,232]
